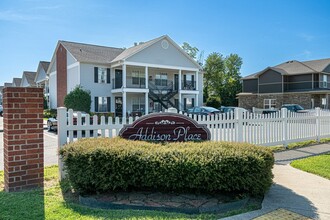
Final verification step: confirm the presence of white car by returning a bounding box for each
[47,111,89,131]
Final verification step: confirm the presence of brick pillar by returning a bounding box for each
[3,87,44,192]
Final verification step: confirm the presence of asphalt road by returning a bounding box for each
[0,117,59,171]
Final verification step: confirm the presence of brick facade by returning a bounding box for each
[3,87,44,192]
[238,93,327,110]
[56,44,67,107]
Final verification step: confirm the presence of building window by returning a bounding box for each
[95,96,110,112]
[94,67,110,84]
[98,68,107,83]
[320,74,328,88]
[155,73,168,86]
[132,96,145,113]
[132,70,145,85]
[264,99,276,109]
[184,97,195,110]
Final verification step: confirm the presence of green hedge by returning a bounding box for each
[44,109,57,118]
[60,138,274,196]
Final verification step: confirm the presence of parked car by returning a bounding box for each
[0,105,3,117]
[219,106,248,114]
[186,106,220,116]
[261,109,278,114]
[281,104,309,113]
[47,111,90,131]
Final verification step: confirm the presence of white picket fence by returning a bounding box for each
[56,106,330,179]
[57,107,330,148]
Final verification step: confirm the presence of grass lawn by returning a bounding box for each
[0,166,255,220]
[291,153,330,180]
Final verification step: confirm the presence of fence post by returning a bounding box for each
[281,108,288,148]
[316,107,321,142]
[235,108,243,142]
[57,107,67,180]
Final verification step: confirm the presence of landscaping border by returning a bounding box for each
[79,193,260,214]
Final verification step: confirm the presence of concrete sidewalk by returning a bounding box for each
[223,144,330,220]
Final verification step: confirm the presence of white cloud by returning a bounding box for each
[298,33,314,42]
[0,10,41,22]
[295,50,312,59]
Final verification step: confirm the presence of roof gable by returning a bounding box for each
[35,61,50,83]
[113,35,202,69]
[12,78,22,87]
[21,71,36,87]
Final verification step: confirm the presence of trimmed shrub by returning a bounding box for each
[64,85,91,113]
[206,96,221,109]
[60,138,274,196]
[44,109,57,118]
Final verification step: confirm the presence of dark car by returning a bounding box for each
[0,105,3,117]
[281,104,309,113]
[262,109,278,114]
[186,106,220,116]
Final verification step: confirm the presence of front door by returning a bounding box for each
[174,74,179,90]
[115,97,123,117]
[115,69,123,89]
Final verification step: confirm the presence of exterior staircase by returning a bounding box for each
[148,80,178,109]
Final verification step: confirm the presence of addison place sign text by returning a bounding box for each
[119,113,211,142]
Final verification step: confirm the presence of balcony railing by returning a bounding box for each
[182,80,196,90]
[112,78,147,89]
[112,78,196,90]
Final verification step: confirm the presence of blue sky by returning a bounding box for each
[1,0,330,86]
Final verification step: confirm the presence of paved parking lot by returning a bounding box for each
[0,117,58,171]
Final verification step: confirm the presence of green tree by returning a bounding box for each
[204,53,243,106]
[206,96,221,108]
[64,85,91,113]
[181,42,199,59]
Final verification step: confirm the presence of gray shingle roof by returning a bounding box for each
[59,41,124,64]
[112,35,165,63]
[12,78,22,87]
[40,61,50,72]
[23,71,36,87]
[4,83,12,87]
[243,58,330,79]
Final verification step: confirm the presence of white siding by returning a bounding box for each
[67,65,79,93]
[49,72,57,109]
[67,52,76,66]
[127,40,198,69]
[49,60,56,73]
[35,66,46,83]
[79,63,112,112]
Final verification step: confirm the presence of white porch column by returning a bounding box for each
[195,93,199,107]
[195,71,199,91]
[178,92,182,111]
[123,91,127,118]
[145,66,148,89]
[145,92,149,115]
[178,70,182,111]
[123,64,126,88]
[178,70,182,91]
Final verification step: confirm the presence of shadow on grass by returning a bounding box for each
[0,180,45,220]
[58,180,262,220]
